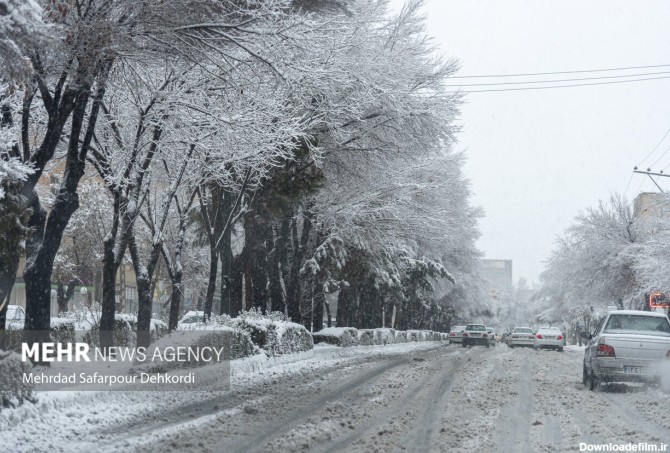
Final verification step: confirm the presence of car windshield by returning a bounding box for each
[603,314,670,336]
[514,328,532,334]
[466,325,486,331]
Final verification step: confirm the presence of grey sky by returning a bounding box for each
[391,0,670,284]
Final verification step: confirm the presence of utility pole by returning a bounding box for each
[633,167,670,193]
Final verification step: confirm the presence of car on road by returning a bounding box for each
[508,327,535,348]
[4,304,25,329]
[448,325,466,345]
[462,324,490,348]
[582,310,670,391]
[486,327,497,346]
[533,326,564,351]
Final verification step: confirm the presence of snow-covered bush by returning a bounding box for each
[394,331,408,343]
[132,327,254,375]
[50,319,75,345]
[0,349,34,410]
[357,329,375,346]
[374,328,396,345]
[313,327,360,347]
[181,309,313,356]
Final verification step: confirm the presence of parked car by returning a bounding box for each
[448,325,466,344]
[178,310,206,328]
[533,326,564,351]
[508,327,535,348]
[486,327,497,346]
[462,324,490,348]
[4,304,25,329]
[582,310,670,391]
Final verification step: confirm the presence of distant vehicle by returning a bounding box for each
[4,304,25,329]
[500,332,510,345]
[508,327,535,348]
[448,325,466,344]
[178,310,206,328]
[534,326,564,352]
[582,310,670,391]
[486,327,497,346]
[462,324,490,348]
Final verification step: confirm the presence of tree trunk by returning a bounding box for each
[313,282,324,332]
[230,254,243,317]
[204,247,218,319]
[251,213,270,312]
[286,212,312,323]
[242,211,254,312]
[168,271,183,332]
[336,285,353,327]
[271,216,290,314]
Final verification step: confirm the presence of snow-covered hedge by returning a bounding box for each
[313,327,360,347]
[181,309,313,357]
[357,329,375,346]
[394,331,408,343]
[132,327,255,374]
[374,328,396,345]
[0,349,34,410]
[314,327,445,347]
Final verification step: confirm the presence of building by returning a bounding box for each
[481,259,513,302]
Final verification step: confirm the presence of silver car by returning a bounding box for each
[508,327,535,348]
[582,310,670,391]
[448,325,466,344]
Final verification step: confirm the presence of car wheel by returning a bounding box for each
[558,347,564,352]
[486,342,490,348]
[588,368,600,392]
[582,364,588,386]
[461,341,466,348]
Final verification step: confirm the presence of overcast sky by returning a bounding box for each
[390,0,670,285]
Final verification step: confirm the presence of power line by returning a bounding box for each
[451,63,670,79]
[446,74,670,93]
[446,70,670,87]
[648,143,670,169]
[638,127,670,167]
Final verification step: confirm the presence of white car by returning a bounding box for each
[486,327,497,346]
[5,304,25,329]
[508,327,535,348]
[583,310,670,391]
[461,324,490,348]
[534,326,564,351]
[448,325,466,344]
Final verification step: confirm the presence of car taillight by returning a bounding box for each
[557,335,563,340]
[536,334,542,339]
[596,344,616,358]
[449,332,455,336]
[462,332,468,337]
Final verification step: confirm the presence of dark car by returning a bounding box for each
[461,324,490,348]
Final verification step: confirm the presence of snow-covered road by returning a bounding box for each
[6,342,670,452]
